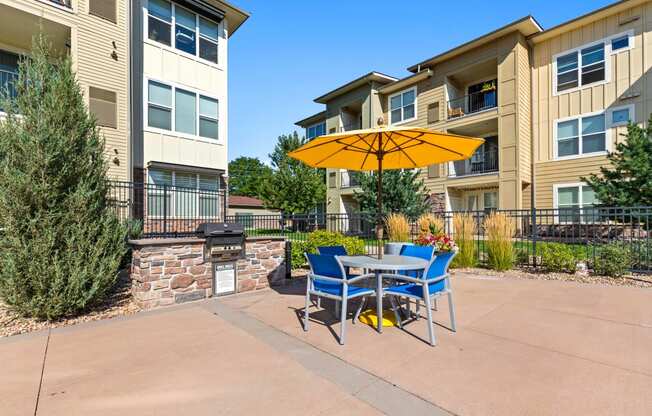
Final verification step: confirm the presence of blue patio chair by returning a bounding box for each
[304,254,374,345]
[384,251,457,346]
[317,245,347,256]
[396,245,435,320]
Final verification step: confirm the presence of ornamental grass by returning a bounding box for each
[484,212,516,271]
[384,213,410,242]
[417,213,444,236]
[452,213,477,268]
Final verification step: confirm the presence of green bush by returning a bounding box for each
[0,36,127,320]
[539,243,578,273]
[592,243,632,277]
[291,230,366,269]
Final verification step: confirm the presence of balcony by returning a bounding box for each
[340,171,361,188]
[447,87,497,120]
[450,146,498,177]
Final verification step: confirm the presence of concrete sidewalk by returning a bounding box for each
[2,273,651,415]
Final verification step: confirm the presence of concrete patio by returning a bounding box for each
[2,272,651,415]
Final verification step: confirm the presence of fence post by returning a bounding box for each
[163,184,168,237]
[531,207,537,268]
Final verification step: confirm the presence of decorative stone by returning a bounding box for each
[170,274,195,289]
[175,290,206,304]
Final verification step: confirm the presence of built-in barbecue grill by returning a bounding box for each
[196,223,246,296]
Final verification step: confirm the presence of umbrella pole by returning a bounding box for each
[376,134,383,259]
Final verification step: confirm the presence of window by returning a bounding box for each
[608,104,634,127]
[427,102,440,124]
[146,80,219,140]
[148,0,172,46]
[555,113,606,158]
[555,184,598,223]
[483,191,498,213]
[89,0,116,23]
[611,35,629,51]
[147,81,172,130]
[0,50,19,106]
[89,87,117,128]
[199,96,218,139]
[175,6,196,55]
[147,0,220,64]
[389,88,416,124]
[148,169,221,218]
[307,122,326,140]
[427,164,439,178]
[199,17,219,63]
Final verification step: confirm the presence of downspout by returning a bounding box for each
[127,0,133,182]
[528,40,537,266]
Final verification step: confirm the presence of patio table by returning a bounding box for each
[338,255,429,334]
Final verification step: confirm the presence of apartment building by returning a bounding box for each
[130,0,248,213]
[0,0,130,180]
[297,0,650,214]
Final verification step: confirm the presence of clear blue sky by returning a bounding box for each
[227,0,615,164]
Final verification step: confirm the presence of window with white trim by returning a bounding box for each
[146,79,219,140]
[555,113,606,158]
[306,122,326,140]
[147,0,219,64]
[608,104,634,127]
[556,184,598,223]
[389,88,416,124]
[148,168,221,218]
[555,43,605,93]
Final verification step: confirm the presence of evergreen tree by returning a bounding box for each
[353,169,431,220]
[228,156,272,197]
[0,36,127,320]
[581,119,652,206]
[260,131,325,214]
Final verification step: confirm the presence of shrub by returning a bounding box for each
[483,212,516,271]
[592,243,632,277]
[0,36,128,320]
[417,213,444,236]
[291,230,366,269]
[452,213,476,268]
[539,243,577,273]
[385,213,410,242]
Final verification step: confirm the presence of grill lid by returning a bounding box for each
[196,222,244,237]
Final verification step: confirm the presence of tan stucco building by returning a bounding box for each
[297,0,650,214]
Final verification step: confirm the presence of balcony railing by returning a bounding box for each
[447,88,497,119]
[340,171,361,188]
[43,0,72,8]
[450,148,499,177]
[0,70,18,101]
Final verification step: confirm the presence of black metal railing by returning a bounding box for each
[447,88,497,119]
[220,208,652,273]
[450,148,499,177]
[108,181,227,238]
[340,171,361,188]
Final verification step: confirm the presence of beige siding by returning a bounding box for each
[76,0,130,181]
[532,1,651,208]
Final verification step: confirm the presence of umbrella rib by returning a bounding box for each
[313,136,367,166]
[387,136,418,168]
[390,131,466,157]
[383,132,424,153]
[359,135,375,170]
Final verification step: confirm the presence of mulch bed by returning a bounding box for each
[0,270,141,338]
[452,267,652,288]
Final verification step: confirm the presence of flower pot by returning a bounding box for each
[384,242,413,255]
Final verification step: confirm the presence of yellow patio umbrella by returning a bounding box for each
[288,124,484,257]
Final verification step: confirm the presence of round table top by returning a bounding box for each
[338,254,429,271]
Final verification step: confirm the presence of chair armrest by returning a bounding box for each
[381,273,424,284]
[309,274,344,284]
[424,274,449,284]
[346,273,375,285]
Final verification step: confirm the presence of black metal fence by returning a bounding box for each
[106,182,651,272]
[108,181,227,237]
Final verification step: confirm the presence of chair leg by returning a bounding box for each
[353,297,366,324]
[448,290,457,332]
[334,299,340,317]
[339,298,348,345]
[433,297,438,311]
[415,300,420,320]
[304,292,310,332]
[388,296,403,329]
[423,292,436,346]
[405,297,411,317]
[317,297,321,309]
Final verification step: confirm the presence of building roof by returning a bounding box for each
[229,195,265,207]
[528,0,645,44]
[406,16,543,73]
[378,69,433,95]
[313,72,398,104]
[295,110,327,128]
[207,0,250,37]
